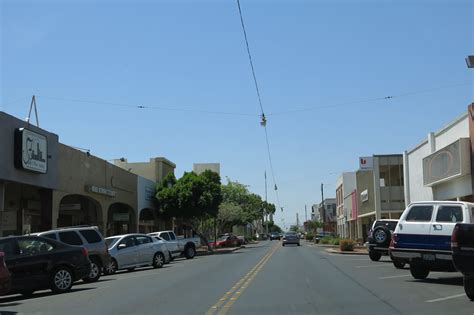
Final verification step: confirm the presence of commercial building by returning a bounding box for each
[335,172,356,239]
[356,155,405,241]
[318,198,336,233]
[113,157,176,182]
[193,163,220,175]
[404,105,474,204]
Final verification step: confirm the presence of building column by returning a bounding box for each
[39,189,53,231]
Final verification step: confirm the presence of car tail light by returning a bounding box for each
[451,225,459,248]
[82,248,89,257]
[391,233,399,247]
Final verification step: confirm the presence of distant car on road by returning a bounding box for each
[367,219,406,269]
[282,232,300,246]
[269,232,281,241]
[0,252,11,296]
[105,234,170,274]
[237,236,248,245]
[0,235,91,296]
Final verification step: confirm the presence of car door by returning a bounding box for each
[166,232,180,255]
[135,235,154,265]
[430,204,465,251]
[10,238,56,290]
[398,204,434,249]
[0,238,22,290]
[115,236,138,268]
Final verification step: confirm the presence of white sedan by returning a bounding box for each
[104,234,171,274]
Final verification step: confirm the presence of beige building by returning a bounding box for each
[193,163,220,175]
[113,157,175,182]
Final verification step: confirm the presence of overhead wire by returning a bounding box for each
[235,0,282,210]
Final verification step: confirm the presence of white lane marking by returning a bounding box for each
[355,264,391,268]
[426,293,466,303]
[378,275,410,279]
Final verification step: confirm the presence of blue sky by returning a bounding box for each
[1,0,473,229]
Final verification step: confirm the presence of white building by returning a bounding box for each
[336,172,356,238]
[404,107,472,204]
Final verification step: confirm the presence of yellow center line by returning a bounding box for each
[205,243,279,315]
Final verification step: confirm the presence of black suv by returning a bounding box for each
[367,220,406,269]
[0,235,91,296]
[33,226,110,282]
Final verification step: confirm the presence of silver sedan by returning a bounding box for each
[104,234,171,274]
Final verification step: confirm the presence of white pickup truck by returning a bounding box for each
[148,230,201,259]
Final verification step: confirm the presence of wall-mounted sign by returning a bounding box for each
[85,185,117,197]
[113,213,130,221]
[359,156,373,170]
[423,138,470,186]
[14,128,48,173]
[360,189,369,202]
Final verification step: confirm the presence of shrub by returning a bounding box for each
[330,238,340,245]
[305,232,314,241]
[339,239,354,251]
[320,236,332,244]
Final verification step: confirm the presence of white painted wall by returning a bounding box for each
[406,112,470,204]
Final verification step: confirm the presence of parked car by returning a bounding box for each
[0,252,11,295]
[0,235,91,296]
[105,234,170,274]
[148,230,201,259]
[270,232,281,241]
[33,225,110,281]
[367,219,406,268]
[451,223,474,300]
[282,232,300,246]
[149,236,172,264]
[210,235,243,248]
[390,201,473,280]
[237,235,248,245]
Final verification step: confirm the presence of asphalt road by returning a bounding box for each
[1,241,473,315]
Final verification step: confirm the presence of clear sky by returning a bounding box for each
[1,0,473,230]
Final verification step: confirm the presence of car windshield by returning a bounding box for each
[2,0,472,313]
[105,237,120,248]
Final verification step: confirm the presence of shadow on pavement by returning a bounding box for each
[0,311,18,315]
[0,287,95,304]
[410,276,463,286]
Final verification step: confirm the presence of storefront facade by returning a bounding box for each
[0,112,59,236]
[404,106,473,205]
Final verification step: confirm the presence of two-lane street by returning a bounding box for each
[1,241,473,315]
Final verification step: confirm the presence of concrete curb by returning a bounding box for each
[326,248,368,255]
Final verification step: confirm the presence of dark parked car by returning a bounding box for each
[33,226,110,281]
[0,236,91,296]
[452,223,474,300]
[0,252,11,295]
[367,219,406,269]
[269,233,281,241]
[282,232,300,246]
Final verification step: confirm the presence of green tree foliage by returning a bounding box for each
[155,170,222,225]
[304,220,323,233]
[290,225,300,232]
[265,221,283,233]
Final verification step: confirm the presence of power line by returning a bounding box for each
[36,95,257,117]
[267,82,474,116]
[236,0,282,211]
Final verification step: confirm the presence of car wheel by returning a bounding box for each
[410,264,429,280]
[393,260,405,269]
[50,267,73,294]
[168,251,174,262]
[282,243,285,247]
[184,246,195,259]
[463,275,474,301]
[373,226,390,246]
[297,243,301,246]
[104,259,117,275]
[369,251,382,261]
[83,258,101,283]
[153,252,165,268]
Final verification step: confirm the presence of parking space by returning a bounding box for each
[313,245,472,314]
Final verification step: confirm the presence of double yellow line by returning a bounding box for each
[205,243,280,315]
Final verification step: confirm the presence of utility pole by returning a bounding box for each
[265,171,268,236]
[305,204,307,222]
[321,183,325,232]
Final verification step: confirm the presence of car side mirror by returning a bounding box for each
[118,243,127,250]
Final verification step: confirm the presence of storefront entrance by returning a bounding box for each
[107,202,136,236]
[58,194,103,229]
